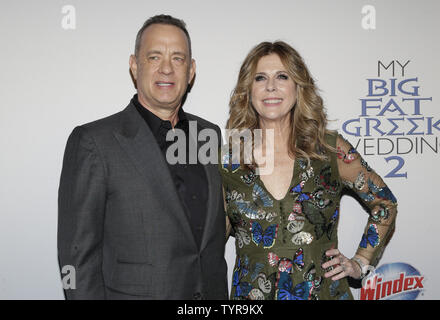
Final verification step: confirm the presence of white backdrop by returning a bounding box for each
[0,0,438,299]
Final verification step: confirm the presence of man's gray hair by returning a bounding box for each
[134,14,192,59]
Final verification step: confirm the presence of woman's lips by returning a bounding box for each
[262,98,283,106]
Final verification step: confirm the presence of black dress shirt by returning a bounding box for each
[132,95,208,248]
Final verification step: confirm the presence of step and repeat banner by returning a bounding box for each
[0,0,438,299]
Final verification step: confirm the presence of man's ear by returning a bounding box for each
[129,54,138,81]
[189,58,196,84]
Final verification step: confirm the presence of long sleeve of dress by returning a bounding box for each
[336,134,398,267]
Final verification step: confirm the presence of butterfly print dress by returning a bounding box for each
[220,133,398,300]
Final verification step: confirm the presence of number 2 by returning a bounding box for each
[384,156,407,178]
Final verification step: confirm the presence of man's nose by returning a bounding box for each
[159,57,173,75]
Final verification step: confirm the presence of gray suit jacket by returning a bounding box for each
[57,101,228,299]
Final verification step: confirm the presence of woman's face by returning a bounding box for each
[251,53,297,123]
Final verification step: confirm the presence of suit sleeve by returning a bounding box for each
[336,134,398,267]
[57,126,107,299]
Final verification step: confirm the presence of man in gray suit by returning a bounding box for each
[58,15,228,300]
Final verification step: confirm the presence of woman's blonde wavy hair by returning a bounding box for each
[226,41,335,166]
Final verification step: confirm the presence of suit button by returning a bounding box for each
[193,292,202,300]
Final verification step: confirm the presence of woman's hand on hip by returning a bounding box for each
[322,248,361,281]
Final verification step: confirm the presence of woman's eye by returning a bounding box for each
[255,75,266,81]
[278,74,289,80]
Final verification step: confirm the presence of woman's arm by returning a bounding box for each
[336,134,398,267]
[223,186,232,239]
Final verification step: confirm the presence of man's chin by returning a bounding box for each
[155,100,181,110]
[138,95,181,111]
[152,96,184,110]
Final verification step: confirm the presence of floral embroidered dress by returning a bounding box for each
[220,132,397,300]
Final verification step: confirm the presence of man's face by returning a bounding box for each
[129,24,195,113]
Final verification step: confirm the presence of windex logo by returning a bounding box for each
[360,263,425,300]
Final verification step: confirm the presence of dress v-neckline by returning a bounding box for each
[256,159,298,202]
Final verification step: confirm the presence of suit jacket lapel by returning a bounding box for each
[113,103,198,250]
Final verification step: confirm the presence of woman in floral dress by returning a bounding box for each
[220,41,397,300]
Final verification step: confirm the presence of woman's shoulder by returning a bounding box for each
[323,130,339,148]
[322,131,358,155]
[218,146,256,185]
